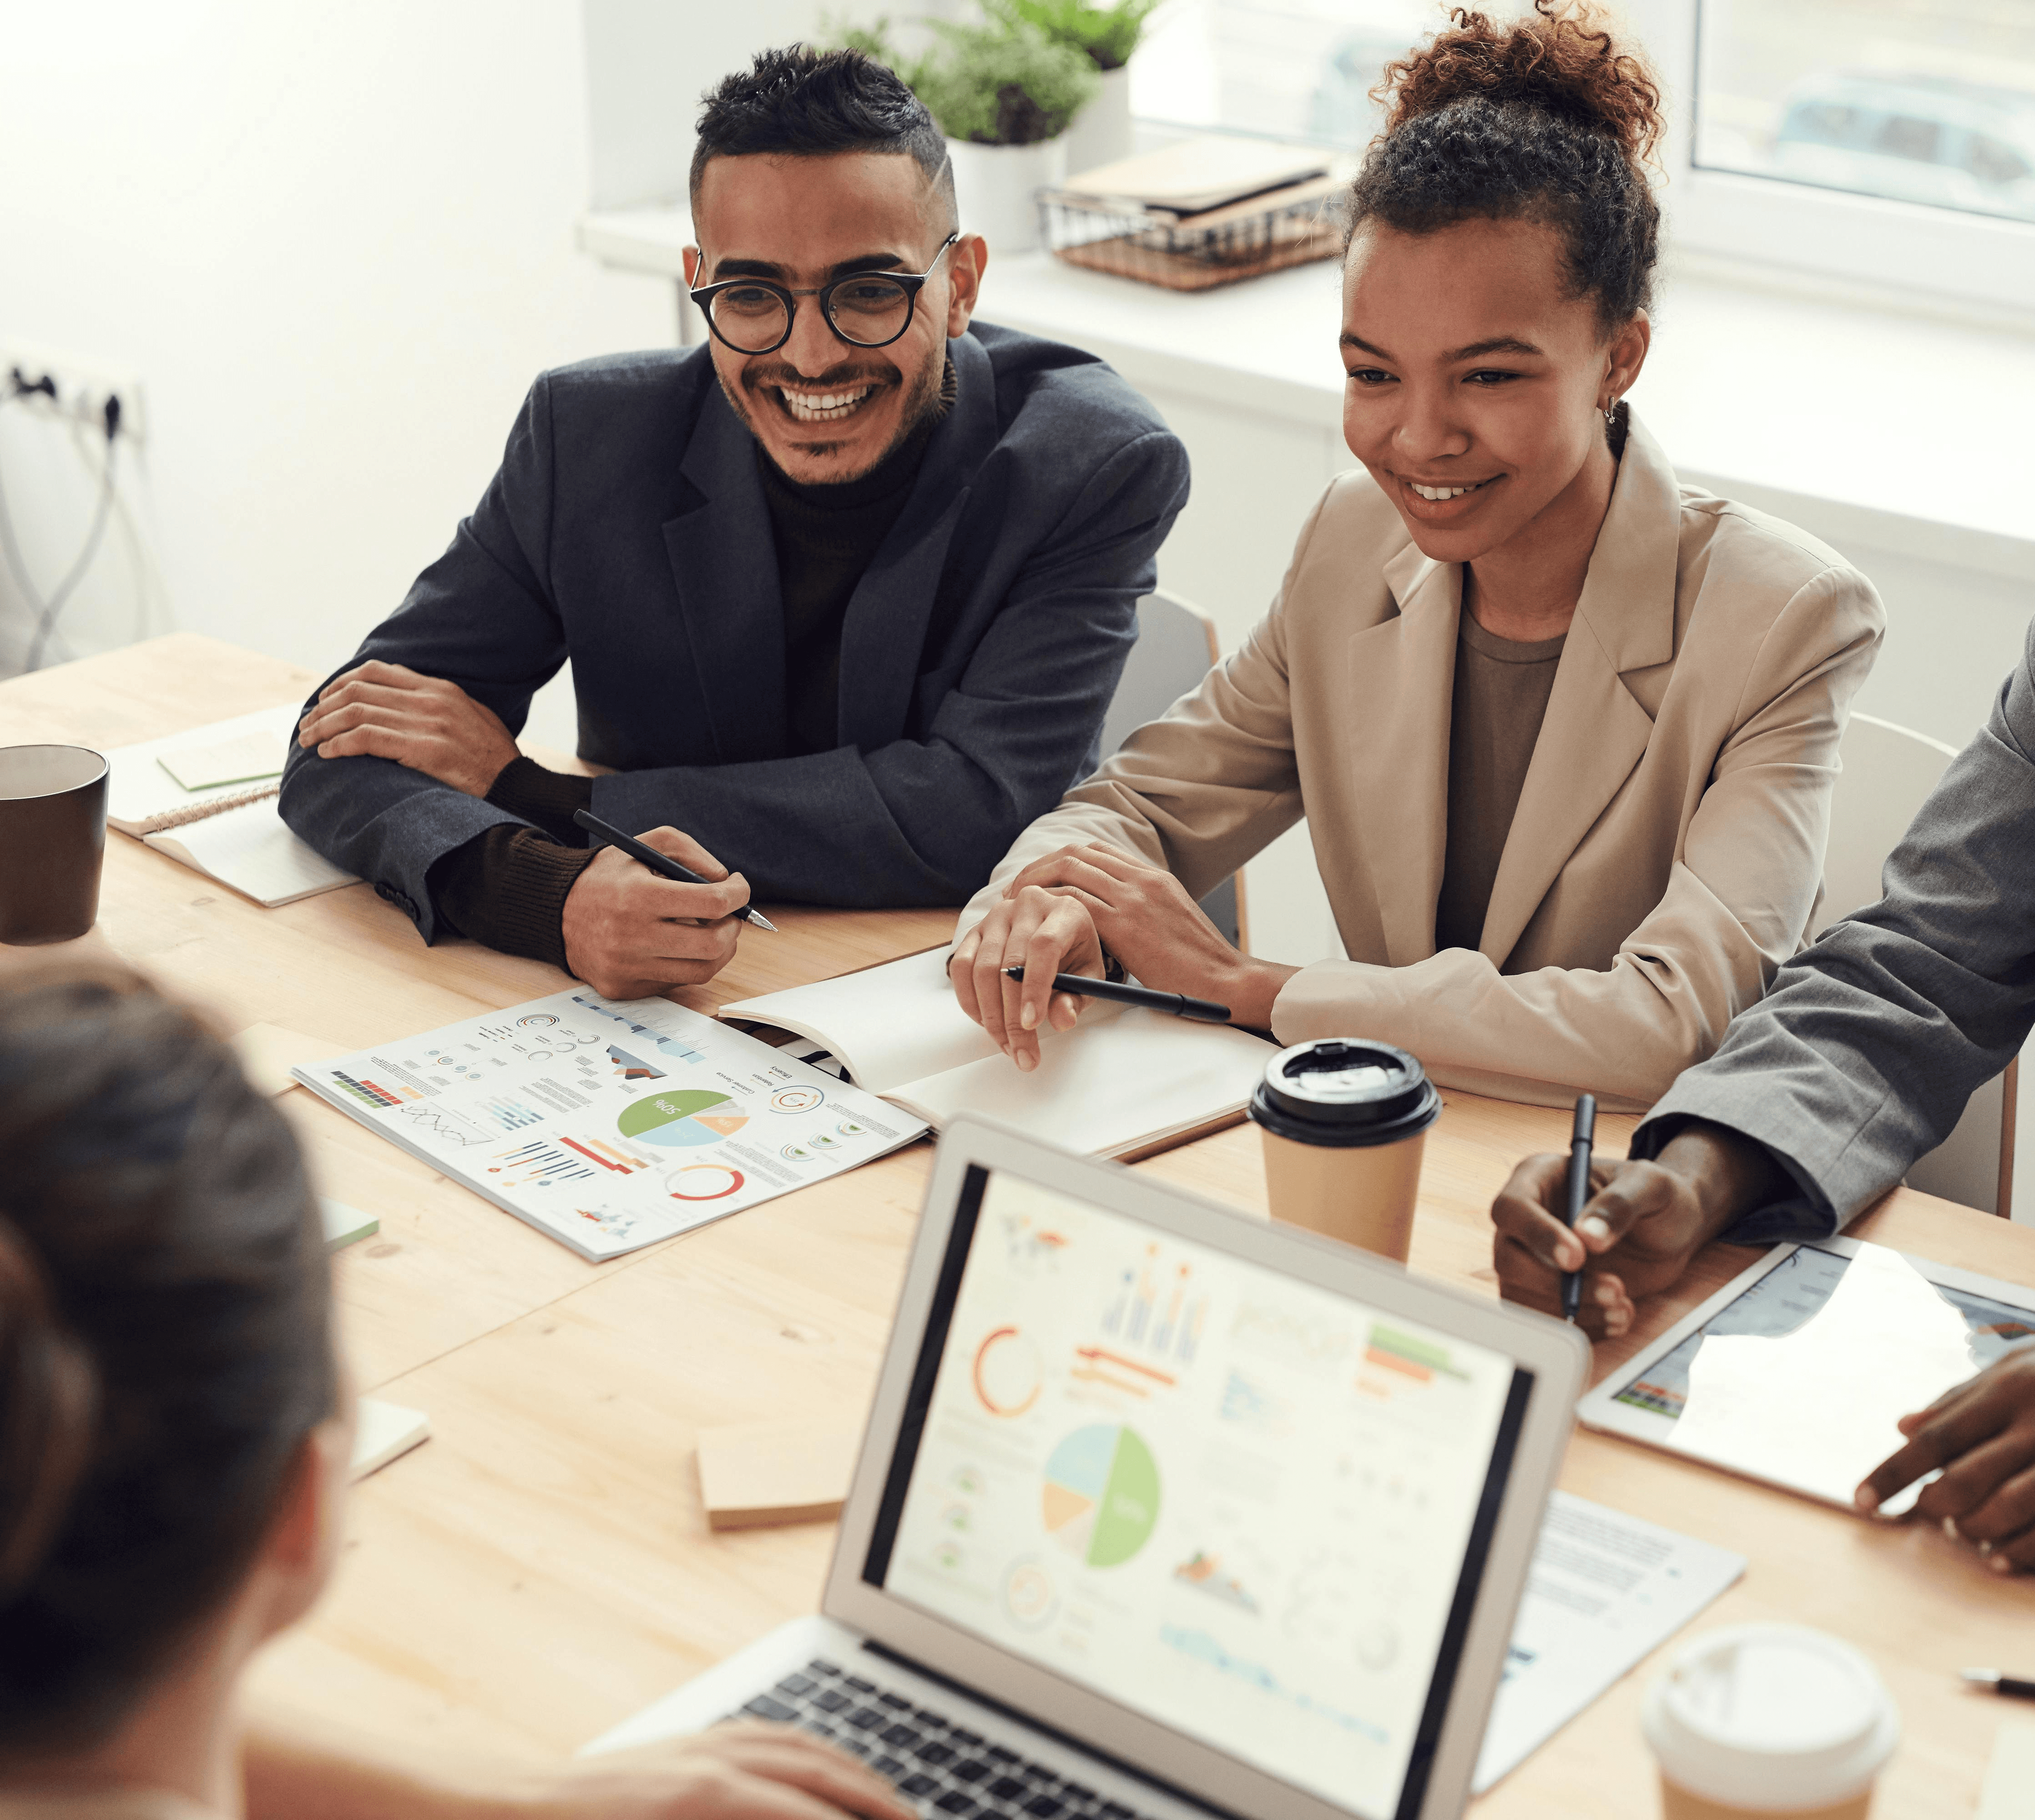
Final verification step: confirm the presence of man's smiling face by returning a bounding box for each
[686,151,982,485]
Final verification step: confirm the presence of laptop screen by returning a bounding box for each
[862,1166,1532,1820]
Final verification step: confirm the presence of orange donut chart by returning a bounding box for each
[972,1325,1042,1417]
[667,1165,745,1201]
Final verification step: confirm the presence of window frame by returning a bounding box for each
[1625,0,2035,318]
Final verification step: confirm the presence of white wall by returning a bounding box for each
[0,0,676,698]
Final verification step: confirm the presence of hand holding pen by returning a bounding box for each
[574,810,777,931]
[557,813,770,1001]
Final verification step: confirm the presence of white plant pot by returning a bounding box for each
[1062,65,1134,180]
[947,135,1067,255]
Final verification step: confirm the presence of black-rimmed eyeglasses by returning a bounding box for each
[688,234,960,356]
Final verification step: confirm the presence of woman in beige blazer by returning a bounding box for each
[951,4,1884,1110]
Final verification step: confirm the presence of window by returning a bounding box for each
[1130,0,2035,314]
[1694,0,2035,227]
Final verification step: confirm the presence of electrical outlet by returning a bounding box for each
[0,341,146,445]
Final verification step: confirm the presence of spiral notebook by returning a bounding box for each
[104,704,355,908]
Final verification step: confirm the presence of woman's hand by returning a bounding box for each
[1855,1348,2035,1571]
[508,1724,920,1820]
[951,844,1297,1070]
[950,882,1108,1072]
[241,1715,917,1820]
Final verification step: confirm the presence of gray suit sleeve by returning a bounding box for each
[591,430,1190,906]
[278,379,569,939]
[1631,617,2035,1240]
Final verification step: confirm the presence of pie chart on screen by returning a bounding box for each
[619,1089,749,1148]
[1041,1424,1160,1568]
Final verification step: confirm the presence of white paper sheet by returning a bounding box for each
[293,988,929,1260]
[350,1397,429,1479]
[106,703,302,830]
[1671,1241,1976,1511]
[723,946,997,1092]
[148,799,355,906]
[1473,1493,1746,1792]
[885,1000,1273,1158]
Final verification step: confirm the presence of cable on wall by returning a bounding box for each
[0,371,124,673]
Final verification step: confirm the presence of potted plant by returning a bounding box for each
[985,0,1160,173]
[907,20,1100,253]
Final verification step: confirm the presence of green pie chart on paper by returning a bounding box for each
[619,1088,750,1149]
[1041,1424,1160,1568]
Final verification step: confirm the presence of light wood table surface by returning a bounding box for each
[6,635,2033,1818]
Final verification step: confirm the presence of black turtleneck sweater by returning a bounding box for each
[428,362,956,970]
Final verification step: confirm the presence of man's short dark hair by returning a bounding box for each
[690,45,955,230]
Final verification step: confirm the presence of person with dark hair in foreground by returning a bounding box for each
[1491,619,2035,1570]
[0,960,916,1818]
[280,46,1187,1000]
[951,0,1882,1106]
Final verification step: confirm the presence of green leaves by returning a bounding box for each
[983,0,1161,73]
[912,21,1100,145]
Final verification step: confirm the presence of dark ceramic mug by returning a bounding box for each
[0,744,109,944]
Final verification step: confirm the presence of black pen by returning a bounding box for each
[571,809,777,932]
[1962,1668,2035,1700]
[1001,967,1229,1023]
[1561,1093,1596,1324]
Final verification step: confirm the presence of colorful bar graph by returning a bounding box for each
[330,1071,403,1109]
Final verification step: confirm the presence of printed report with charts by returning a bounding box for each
[292,990,926,1260]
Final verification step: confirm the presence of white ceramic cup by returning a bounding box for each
[1642,1624,1900,1819]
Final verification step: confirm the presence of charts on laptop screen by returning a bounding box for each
[867,1168,1529,1820]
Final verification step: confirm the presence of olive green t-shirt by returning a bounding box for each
[1433,612,1567,956]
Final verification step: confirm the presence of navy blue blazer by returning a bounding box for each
[279,322,1188,939]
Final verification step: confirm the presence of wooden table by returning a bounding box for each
[6,635,2033,1818]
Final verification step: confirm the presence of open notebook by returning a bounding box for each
[720,947,1275,1160]
[105,704,355,907]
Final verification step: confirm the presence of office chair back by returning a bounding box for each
[1101,591,1247,950]
[1817,711,2014,1216]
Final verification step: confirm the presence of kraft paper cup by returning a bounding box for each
[1247,1038,1440,1263]
[1643,1625,1899,1820]
[0,745,108,945]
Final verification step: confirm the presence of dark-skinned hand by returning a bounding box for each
[1490,1122,1790,1338]
[1855,1348,2035,1572]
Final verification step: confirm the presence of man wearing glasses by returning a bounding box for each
[280,46,1187,996]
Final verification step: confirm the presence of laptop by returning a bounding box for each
[586,1117,1588,1820]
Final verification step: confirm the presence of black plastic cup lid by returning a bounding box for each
[1248,1037,1440,1148]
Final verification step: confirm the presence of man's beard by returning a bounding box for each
[719,350,944,482]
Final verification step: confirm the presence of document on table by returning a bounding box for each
[292,987,928,1261]
[1473,1492,1746,1792]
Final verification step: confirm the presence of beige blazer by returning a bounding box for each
[958,415,1886,1110]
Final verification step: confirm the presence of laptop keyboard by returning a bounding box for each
[734,1655,1151,1820]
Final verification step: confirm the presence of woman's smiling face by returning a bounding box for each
[1339,215,1647,566]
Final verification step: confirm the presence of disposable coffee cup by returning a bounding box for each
[0,744,109,945]
[1642,1625,1899,1820]
[1247,1038,1440,1262]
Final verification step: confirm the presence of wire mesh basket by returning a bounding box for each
[1038,174,1347,291]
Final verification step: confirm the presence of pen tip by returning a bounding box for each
[747,910,778,933]
[1961,1668,1998,1685]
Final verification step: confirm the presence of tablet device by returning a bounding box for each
[1578,1236,2035,1511]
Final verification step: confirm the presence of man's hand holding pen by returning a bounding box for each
[562,825,752,999]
